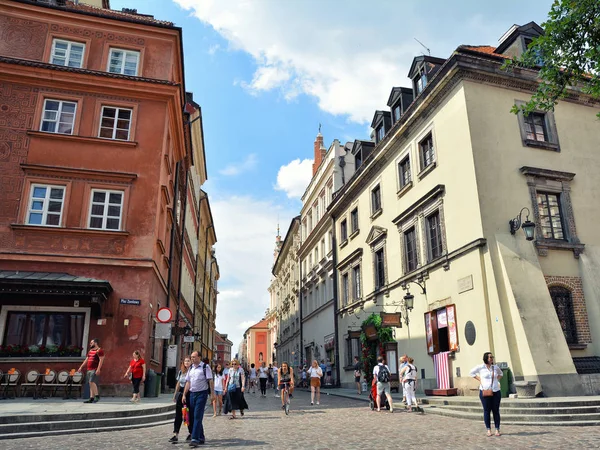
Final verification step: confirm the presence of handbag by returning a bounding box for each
[482,366,494,397]
[228,381,237,392]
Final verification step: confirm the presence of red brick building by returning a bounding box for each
[214,332,233,367]
[0,0,197,394]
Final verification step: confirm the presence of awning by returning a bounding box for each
[0,270,113,300]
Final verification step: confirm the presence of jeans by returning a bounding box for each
[479,390,501,430]
[189,390,209,443]
[273,374,278,390]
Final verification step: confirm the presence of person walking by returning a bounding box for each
[78,338,105,404]
[212,364,225,417]
[182,351,215,447]
[249,363,257,394]
[307,360,322,405]
[353,356,362,394]
[123,350,146,403]
[319,359,327,386]
[272,362,279,397]
[267,363,274,389]
[258,362,269,397]
[399,357,418,412]
[325,359,332,386]
[373,356,394,413]
[223,359,248,419]
[470,352,503,437]
[170,356,192,443]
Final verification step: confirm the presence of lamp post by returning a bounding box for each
[509,207,536,241]
[401,291,415,341]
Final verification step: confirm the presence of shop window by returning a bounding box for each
[424,304,458,355]
[345,331,360,368]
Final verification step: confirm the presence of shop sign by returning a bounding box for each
[363,324,378,341]
[380,312,402,327]
[183,335,195,343]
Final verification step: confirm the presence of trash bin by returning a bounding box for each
[500,368,512,398]
[155,373,162,397]
[144,369,157,398]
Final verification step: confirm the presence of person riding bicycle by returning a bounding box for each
[277,362,294,410]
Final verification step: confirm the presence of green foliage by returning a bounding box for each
[502,0,600,118]
[359,313,394,383]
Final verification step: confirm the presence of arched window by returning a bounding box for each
[549,286,578,344]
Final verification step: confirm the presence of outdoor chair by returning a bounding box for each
[39,370,57,398]
[67,371,83,399]
[54,371,70,398]
[3,369,21,399]
[20,370,40,398]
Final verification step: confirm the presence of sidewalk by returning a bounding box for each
[298,386,419,405]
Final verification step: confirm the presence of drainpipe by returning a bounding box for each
[299,252,303,368]
[161,160,180,392]
[200,224,214,357]
[174,168,189,363]
[331,214,341,387]
[192,193,207,353]
[206,253,215,359]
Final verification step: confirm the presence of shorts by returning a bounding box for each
[376,381,390,396]
[131,377,142,394]
[86,370,99,384]
[278,382,292,390]
[310,377,321,388]
[355,376,361,383]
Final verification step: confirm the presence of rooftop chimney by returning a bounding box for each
[312,132,326,176]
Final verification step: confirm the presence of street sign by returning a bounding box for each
[167,345,177,367]
[120,298,141,306]
[183,336,195,343]
[157,307,172,323]
[155,322,172,339]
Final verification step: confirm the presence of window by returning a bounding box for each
[88,189,124,231]
[398,156,411,188]
[309,254,313,268]
[549,286,577,344]
[426,211,443,260]
[374,248,385,289]
[352,266,361,300]
[371,185,382,215]
[414,65,427,94]
[99,106,132,140]
[315,247,319,263]
[307,213,313,233]
[537,192,564,240]
[40,99,77,134]
[342,273,349,306]
[376,125,385,142]
[419,133,435,170]
[50,39,85,68]
[27,184,65,227]
[321,239,326,258]
[425,304,459,355]
[108,48,140,76]
[393,105,401,123]
[524,113,548,142]
[340,219,348,242]
[350,208,359,233]
[346,332,360,368]
[404,227,418,272]
[3,310,85,349]
[315,203,320,223]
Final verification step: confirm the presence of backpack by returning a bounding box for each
[377,365,390,383]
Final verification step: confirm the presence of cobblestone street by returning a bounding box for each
[6,391,600,450]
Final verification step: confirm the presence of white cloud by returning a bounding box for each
[210,194,297,353]
[218,153,257,176]
[207,44,221,55]
[274,158,313,199]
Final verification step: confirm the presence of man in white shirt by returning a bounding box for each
[183,351,215,447]
[372,356,394,413]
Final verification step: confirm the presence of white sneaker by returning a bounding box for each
[316,401,320,405]
[310,401,313,405]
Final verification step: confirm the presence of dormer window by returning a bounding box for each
[414,66,428,94]
[408,56,445,98]
[376,126,385,142]
[370,111,391,144]
[392,105,401,123]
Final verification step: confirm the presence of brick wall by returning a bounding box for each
[545,275,592,344]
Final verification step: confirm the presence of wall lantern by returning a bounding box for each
[509,207,535,241]
[403,292,414,311]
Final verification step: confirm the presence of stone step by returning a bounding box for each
[0,419,173,440]
[423,405,600,424]
[424,404,600,415]
[420,397,600,409]
[0,410,175,438]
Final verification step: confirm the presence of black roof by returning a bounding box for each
[407,55,446,79]
[0,270,113,298]
[387,87,412,107]
[370,110,391,128]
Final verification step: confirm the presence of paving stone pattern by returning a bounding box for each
[6,391,600,449]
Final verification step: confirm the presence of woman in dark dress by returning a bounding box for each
[223,359,248,419]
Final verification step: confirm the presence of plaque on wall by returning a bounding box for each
[465,321,476,346]
[457,275,474,294]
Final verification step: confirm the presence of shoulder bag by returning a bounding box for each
[482,366,494,397]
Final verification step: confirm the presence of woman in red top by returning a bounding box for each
[124,350,146,403]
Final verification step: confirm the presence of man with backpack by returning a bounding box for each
[372,356,394,413]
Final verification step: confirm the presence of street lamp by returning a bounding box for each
[402,291,414,326]
[509,207,535,241]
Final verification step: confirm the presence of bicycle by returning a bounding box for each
[281,382,292,415]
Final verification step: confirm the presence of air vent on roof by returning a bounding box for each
[36,0,67,5]
[122,8,138,14]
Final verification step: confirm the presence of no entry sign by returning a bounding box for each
[157,307,172,323]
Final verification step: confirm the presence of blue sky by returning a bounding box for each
[112,0,553,353]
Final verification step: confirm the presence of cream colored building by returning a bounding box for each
[299,134,355,379]
[270,217,301,366]
[330,22,600,396]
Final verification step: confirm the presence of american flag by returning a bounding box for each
[433,352,450,389]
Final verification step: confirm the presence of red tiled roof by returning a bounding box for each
[248,318,269,330]
[460,45,510,59]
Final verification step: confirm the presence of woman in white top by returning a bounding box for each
[399,357,418,411]
[469,352,503,437]
[212,364,225,417]
[307,360,323,405]
[258,362,269,397]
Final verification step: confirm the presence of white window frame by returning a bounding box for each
[40,99,77,135]
[50,39,85,68]
[88,189,124,231]
[26,183,66,227]
[0,305,90,357]
[98,106,133,141]
[107,48,140,76]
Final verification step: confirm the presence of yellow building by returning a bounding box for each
[330,22,600,397]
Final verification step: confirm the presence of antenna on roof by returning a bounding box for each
[414,37,431,56]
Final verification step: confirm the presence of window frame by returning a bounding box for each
[418,132,435,171]
[404,227,418,273]
[345,331,361,369]
[340,219,348,243]
[341,272,349,307]
[350,207,359,235]
[107,48,141,76]
[352,265,361,301]
[549,286,578,345]
[370,184,382,217]
[98,105,133,141]
[87,188,125,231]
[515,100,560,151]
[26,183,66,227]
[426,210,444,261]
[398,155,412,190]
[536,191,566,240]
[40,99,78,135]
[374,247,386,290]
[50,38,85,68]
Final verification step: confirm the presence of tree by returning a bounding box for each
[503,0,600,118]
